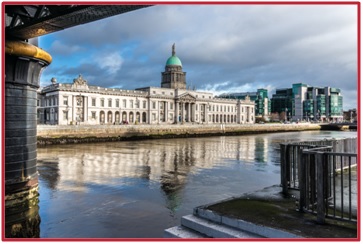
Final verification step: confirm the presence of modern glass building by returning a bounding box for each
[218,88,270,118]
[271,83,343,122]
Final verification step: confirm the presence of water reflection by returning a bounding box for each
[36,130,356,238]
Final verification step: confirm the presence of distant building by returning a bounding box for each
[37,45,255,125]
[343,108,357,123]
[271,83,343,122]
[218,88,270,118]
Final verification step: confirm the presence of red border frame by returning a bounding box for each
[2,1,361,242]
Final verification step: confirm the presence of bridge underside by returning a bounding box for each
[5,5,150,40]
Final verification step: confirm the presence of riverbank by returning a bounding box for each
[37,123,321,146]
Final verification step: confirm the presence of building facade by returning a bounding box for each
[37,45,255,125]
[271,83,343,122]
[219,88,271,118]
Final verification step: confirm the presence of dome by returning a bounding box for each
[165,43,182,67]
[166,55,182,66]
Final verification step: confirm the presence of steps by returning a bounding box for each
[164,207,301,239]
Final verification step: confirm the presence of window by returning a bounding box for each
[123,99,127,108]
[152,113,156,121]
[116,99,119,108]
[170,103,173,110]
[76,97,82,106]
[136,100,139,108]
[153,91,156,94]
[63,111,68,120]
[92,98,96,106]
[152,102,156,109]
[101,99,105,107]
[130,100,134,108]
[37,100,40,106]
[170,92,173,95]
[55,97,58,105]
[162,91,165,95]
[108,99,112,107]
[196,104,198,111]
[91,112,96,119]
[63,96,68,106]
[143,101,147,109]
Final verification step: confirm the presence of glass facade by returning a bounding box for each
[271,84,343,122]
[218,88,270,116]
[270,88,293,114]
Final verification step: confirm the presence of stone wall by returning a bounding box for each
[37,123,321,146]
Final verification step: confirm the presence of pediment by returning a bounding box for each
[178,93,196,101]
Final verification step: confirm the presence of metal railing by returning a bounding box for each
[280,138,357,224]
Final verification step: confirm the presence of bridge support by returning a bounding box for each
[5,40,52,237]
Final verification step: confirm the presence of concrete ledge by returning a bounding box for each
[181,214,262,238]
[164,226,206,238]
[37,123,321,145]
[194,208,301,238]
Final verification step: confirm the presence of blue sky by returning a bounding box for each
[38,3,358,110]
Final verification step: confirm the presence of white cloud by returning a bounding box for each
[49,40,82,55]
[95,52,124,75]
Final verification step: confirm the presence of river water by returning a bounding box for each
[36,130,356,238]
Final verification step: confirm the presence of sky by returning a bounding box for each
[38,3,358,110]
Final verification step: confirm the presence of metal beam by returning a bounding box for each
[5,5,151,40]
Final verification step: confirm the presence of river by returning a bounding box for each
[36,130,356,238]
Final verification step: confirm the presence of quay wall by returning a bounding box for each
[37,123,321,146]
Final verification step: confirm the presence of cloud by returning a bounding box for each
[94,52,124,75]
[48,40,83,55]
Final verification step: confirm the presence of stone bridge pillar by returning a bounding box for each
[5,40,52,237]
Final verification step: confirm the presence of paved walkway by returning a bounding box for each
[203,185,357,238]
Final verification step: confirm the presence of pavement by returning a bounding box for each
[203,185,358,239]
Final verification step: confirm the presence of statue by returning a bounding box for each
[51,77,57,85]
[172,43,175,56]
[73,74,87,86]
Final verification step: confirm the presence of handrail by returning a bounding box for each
[280,138,357,224]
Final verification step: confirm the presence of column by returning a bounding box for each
[188,102,191,122]
[181,102,185,122]
[148,99,152,124]
[5,40,51,237]
[157,101,160,123]
[84,96,88,123]
[175,101,180,123]
[205,104,209,123]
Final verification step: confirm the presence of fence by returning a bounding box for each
[280,138,357,224]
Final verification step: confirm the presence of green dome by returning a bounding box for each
[166,55,182,66]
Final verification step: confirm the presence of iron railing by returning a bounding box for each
[280,138,357,224]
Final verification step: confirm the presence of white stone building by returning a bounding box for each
[37,45,255,125]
